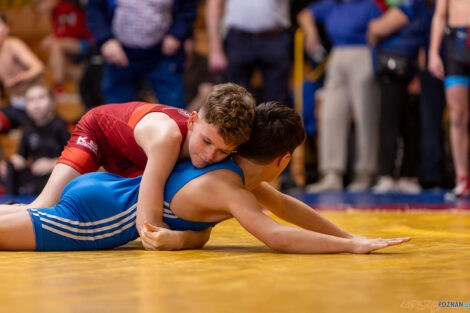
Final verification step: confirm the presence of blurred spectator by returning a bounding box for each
[37,0,92,95]
[0,11,44,132]
[299,0,381,192]
[205,0,292,106]
[0,82,70,195]
[78,45,104,110]
[419,0,446,189]
[428,0,470,197]
[368,0,428,194]
[86,0,198,108]
[183,38,217,112]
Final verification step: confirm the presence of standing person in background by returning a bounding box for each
[367,0,428,194]
[298,0,382,192]
[419,0,446,190]
[0,82,70,195]
[205,0,292,107]
[37,0,92,95]
[0,11,44,132]
[428,0,470,197]
[86,0,198,108]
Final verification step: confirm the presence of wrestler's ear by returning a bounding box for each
[188,111,199,130]
[277,153,291,168]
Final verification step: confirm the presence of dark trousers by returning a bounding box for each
[419,70,446,187]
[225,29,292,106]
[378,76,420,177]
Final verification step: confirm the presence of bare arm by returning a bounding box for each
[252,182,353,239]
[205,0,227,73]
[428,0,447,79]
[140,222,212,250]
[6,38,44,88]
[367,7,409,46]
[228,187,409,254]
[134,113,181,235]
[9,154,27,171]
[297,8,321,56]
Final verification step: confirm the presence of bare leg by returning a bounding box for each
[0,210,35,250]
[0,163,80,211]
[0,205,29,216]
[49,37,81,84]
[446,86,469,177]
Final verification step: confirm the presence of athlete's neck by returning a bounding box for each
[232,154,278,191]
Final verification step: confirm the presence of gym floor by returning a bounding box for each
[0,191,468,313]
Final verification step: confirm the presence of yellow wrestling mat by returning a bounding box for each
[0,211,469,313]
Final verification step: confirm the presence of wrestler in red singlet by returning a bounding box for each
[58,102,190,177]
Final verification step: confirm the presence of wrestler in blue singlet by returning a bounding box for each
[27,159,244,251]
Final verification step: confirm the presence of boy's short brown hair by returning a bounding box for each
[238,101,306,163]
[26,81,55,102]
[199,83,255,146]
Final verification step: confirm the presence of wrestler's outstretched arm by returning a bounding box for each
[227,186,410,254]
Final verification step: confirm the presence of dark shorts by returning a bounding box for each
[444,28,470,88]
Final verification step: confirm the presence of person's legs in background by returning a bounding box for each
[419,70,446,188]
[306,50,349,192]
[148,55,185,108]
[445,81,470,196]
[373,75,407,193]
[225,30,256,92]
[101,63,138,103]
[345,48,379,191]
[397,91,422,194]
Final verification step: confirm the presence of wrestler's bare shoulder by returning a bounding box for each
[135,111,182,140]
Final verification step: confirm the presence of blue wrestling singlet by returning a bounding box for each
[28,159,244,251]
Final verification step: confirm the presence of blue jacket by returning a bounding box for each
[378,0,428,58]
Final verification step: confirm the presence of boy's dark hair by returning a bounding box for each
[0,11,7,24]
[237,101,305,163]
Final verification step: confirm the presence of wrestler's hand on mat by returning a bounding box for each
[101,39,129,67]
[349,236,411,254]
[428,53,444,80]
[162,35,181,56]
[140,222,183,251]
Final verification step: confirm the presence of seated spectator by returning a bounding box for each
[0,83,70,195]
[0,11,44,132]
[37,0,92,94]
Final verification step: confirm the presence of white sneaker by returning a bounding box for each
[396,178,421,194]
[372,176,396,193]
[347,174,372,192]
[306,172,343,193]
[452,176,470,197]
